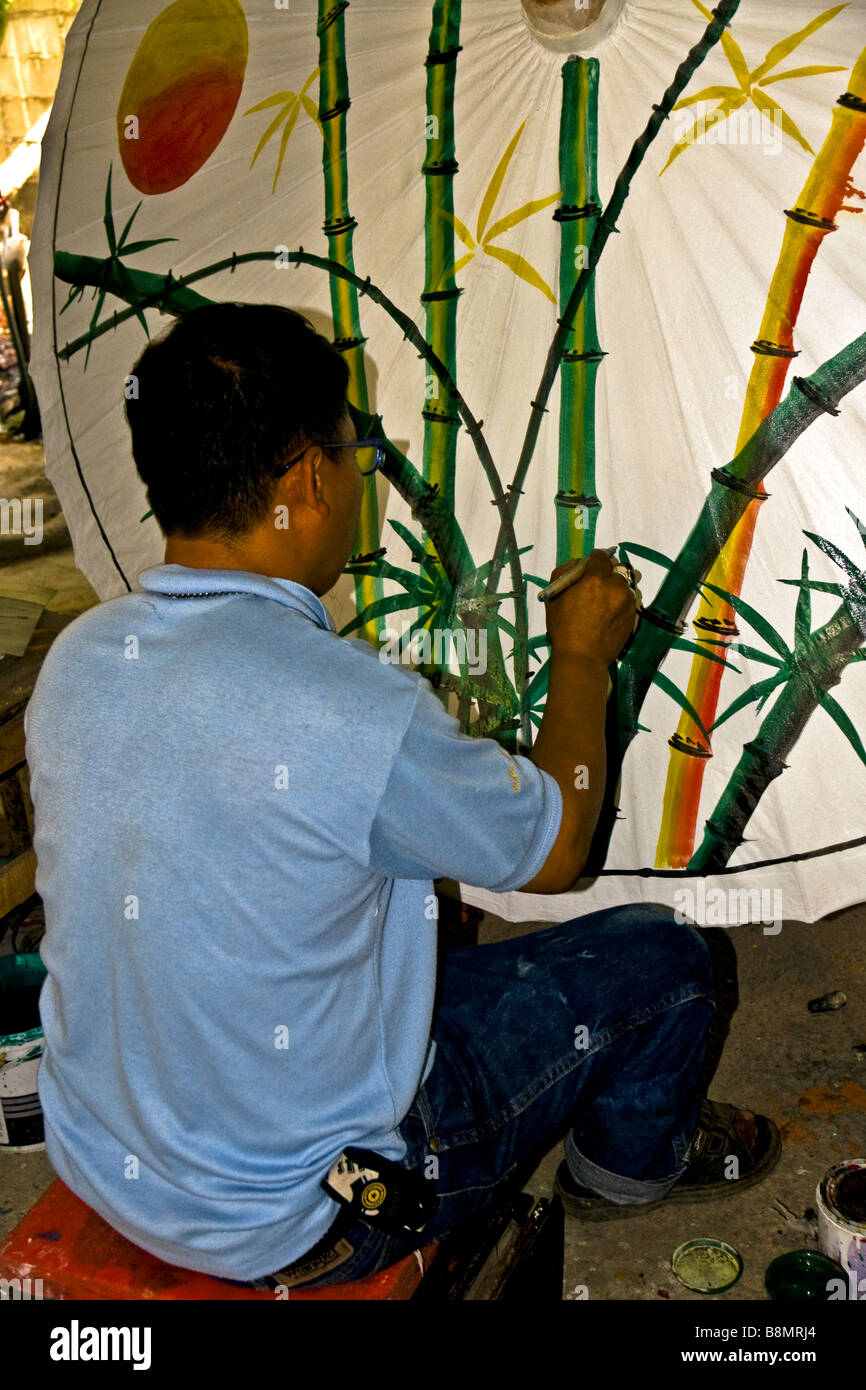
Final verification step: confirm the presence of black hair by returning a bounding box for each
[124,302,351,539]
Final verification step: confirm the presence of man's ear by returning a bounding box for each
[284,448,330,519]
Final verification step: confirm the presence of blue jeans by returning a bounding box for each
[278,903,715,1289]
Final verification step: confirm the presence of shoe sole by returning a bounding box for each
[555,1118,782,1222]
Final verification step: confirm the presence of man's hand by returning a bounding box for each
[544,550,637,667]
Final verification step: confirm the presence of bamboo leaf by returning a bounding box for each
[119,237,178,255]
[300,67,321,97]
[244,92,296,114]
[484,192,562,245]
[712,672,787,730]
[104,168,116,256]
[389,517,429,562]
[272,101,300,191]
[464,545,533,584]
[673,85,743,107]
[719,30,751,87]
[750,88,813,155]
[700,578,793,659]
[477,123,526,242]
[749,5,848,84]
[778,579,845,596]
[846,507,866,550]
[803,529,865,585]
[441,209,476,249]
[442,251,475,280]
[249,102,292,168]
[660,93,748,174]
[115,200,143,253]
[794,549,812,650]
[651,671,711,743]
[526,658,551,706]
[340,593,420,636]
[619,540,709,599]
[688,0,715,21]
[670,636,741,672]
[815,687,866,767]
[484,245,556,303]
[758,64,847,85]
[300,93,323,133]
[685,0,749,85]
[700,639,785,669]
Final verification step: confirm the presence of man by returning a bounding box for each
[26,303,780,1291]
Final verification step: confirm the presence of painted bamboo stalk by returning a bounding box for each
[555,56,602,564]
[484,0,741,614]
[583,326,866,871]
[688,601,865,871]
[317,0,381,644]
[657,48,866,866]
[421,0,462,512]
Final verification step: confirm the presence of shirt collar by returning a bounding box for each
[136,564,336,633]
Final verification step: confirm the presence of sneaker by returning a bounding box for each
[554,1099,781,1221]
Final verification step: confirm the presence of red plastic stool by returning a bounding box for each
[0,1179,438,1300]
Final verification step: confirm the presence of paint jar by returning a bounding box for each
[765,1250,847,1300]
[816,1159,866,1300]
[0,952,47,1152]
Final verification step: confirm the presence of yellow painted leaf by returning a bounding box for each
[300,93,323,133]
[759,63,847,85]
[750,4,848,84]
[244,91,296,114]
[484,191,561,245]
[719,30,751,87]
[441,251,475,281]
[483,243,556,302]
[659,92,747,175]
[249,101,294,168]
[441,209,476,249]
[272,101,300,192]
[477,123,526,242]
[673,85,743,108]
[689,0,714,20]
[300,67,320,97]
[750,86,814,154]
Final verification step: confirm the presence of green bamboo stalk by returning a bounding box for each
[422,0,462,511]
[317,0,382,644]
[484,0,741,626]
[581,327,866,871]
[555,56,602,564]
[688,602,865,871]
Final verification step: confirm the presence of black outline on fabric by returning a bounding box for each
[595,832,866,877]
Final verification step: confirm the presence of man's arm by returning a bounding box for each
[518,550,637,894]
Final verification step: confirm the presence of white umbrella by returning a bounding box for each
[29,0,866,924]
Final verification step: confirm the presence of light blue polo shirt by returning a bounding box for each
[24,564,561,1281]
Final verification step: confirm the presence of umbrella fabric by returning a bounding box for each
[29,0,866,924]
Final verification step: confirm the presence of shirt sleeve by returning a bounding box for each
[366,679,562,890]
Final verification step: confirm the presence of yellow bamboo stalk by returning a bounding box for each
[656,49,866,867]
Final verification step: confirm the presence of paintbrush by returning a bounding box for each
[537,546,619,603]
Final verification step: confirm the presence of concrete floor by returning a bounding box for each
[1,437,864,1300]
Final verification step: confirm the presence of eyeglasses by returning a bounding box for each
[278,437,387,477]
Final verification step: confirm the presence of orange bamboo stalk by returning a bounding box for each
[656,50,866,867]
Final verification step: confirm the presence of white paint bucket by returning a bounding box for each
[816,1159,866,1301]
[0,953,46,1153]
